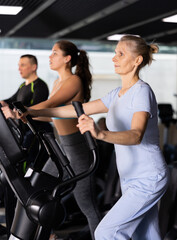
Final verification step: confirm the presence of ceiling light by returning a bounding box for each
[107,34,126,41]
[162,14,177,23]
[107,34,140,41]
[0,6,23,15]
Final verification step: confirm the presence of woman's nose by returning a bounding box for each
[112,56,116,62]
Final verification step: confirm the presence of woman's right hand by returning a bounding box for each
[1,106,18,119]
[0,101,8,107]
[17,108,29,123]
[77,114,101,139]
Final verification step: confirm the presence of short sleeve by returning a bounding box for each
[101,88,120,109]
[132,84,156,118]
[32,80,49,106]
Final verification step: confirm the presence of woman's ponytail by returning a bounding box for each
[56,40,92,102]
[76,50,92,102]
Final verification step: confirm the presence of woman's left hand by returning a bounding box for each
[77,114,100,139]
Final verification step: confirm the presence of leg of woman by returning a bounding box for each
[59,132,101,240]
[132,204,161,240]
[95,172,168,240]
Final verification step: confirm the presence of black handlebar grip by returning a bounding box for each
[12,101,30,121]
[12,101,37,134]
[12,101,28,114]
[72,101,96,150]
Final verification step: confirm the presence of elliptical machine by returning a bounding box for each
[0,101,98,240]
[158,104,177,239]
[158,103,177,164]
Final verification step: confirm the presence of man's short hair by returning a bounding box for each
[20,54,38,67]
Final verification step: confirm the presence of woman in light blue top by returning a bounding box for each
[19,35,169,240]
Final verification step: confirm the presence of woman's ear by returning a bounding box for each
[135,55,143,66]
[65,55,71,63]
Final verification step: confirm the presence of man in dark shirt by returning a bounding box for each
[1,54,52,159]
[2,54,49,108]
[0,54,52,237]
[1,54,52,142]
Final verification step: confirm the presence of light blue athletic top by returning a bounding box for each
[101,79,167,181]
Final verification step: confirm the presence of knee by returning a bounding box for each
[95,222,129,240]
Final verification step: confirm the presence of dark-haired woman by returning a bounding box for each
[35,40,101,240]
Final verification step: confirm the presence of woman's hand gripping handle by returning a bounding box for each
[72,101,97,150]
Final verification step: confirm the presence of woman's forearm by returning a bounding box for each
[96,111,148,145]
[30,100,51,110]
[83,99,107,115]
[98,129,143,145]
[28,105,77,118]
[33,116,53,122]
[28,99,107,118]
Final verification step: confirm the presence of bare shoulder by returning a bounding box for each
[70,74,81,82]
[54,78,59,84]
[67,74,82,87]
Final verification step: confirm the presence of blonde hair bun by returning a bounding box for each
[150,44,159,54]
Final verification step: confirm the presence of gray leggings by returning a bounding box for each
[59,131,101,240]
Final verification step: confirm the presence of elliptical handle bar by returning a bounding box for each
[52,102,98,197]
[12,101,52,157]
[12,101,37,135]
[72,101,96,150]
